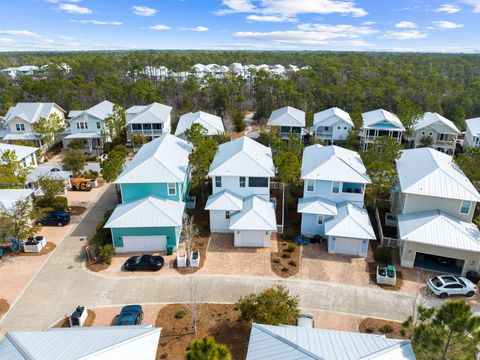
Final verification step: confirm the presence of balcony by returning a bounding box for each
[434,139,456,147]
[315,131,333,139]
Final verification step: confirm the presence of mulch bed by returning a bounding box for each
[85,259,110,272]
[271,238,301,277]
[359,317,407,339]
[2,242,57,257]
[69,206,87,216]
[0,299,10,317]
[175,237,209,275]
[155,303,250,360]
[367,262,404,291]
[53,309,96,328]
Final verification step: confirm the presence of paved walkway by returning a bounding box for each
[0,185,447,333]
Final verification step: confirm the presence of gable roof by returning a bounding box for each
[126,102,172,125]
[247,323,416,360]
[413,112,460,135]
[324,202,375,240]
[0,189,34,210]
[268,106,305,127]
[105,196,185,228]
[314,107,354,127]
[115,133,192,184]
[297,197,338,216]
[209,136,275,177]
[26,165,72,184]
[175,111,224,137]
[69,100,114,121]
[0,143,37,161]
[205,190,243,211]
[398,210,480,252]
[0,326,160,360]
[362,109,405,131]
[466,117,480,136]
[301,145,371,184]
[396,147,480,202]
[4,103,65,125]
[229,196,277,231]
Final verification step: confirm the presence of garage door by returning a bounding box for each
[414,252,464,275]
[335,237,360,256]
[120,236,167,253]
[234,231,267,247]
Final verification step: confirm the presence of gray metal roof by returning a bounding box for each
[4,103,64,124]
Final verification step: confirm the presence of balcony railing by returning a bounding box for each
[434,139,456,147]
[129,129,163,135]
[315,131,333,139]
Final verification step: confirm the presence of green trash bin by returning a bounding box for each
[166,244,174,256]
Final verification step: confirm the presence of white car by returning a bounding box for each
[427,275,477,298]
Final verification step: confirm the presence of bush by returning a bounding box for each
[286,243,297,253]
[281,267,289,272]
[365,327,374,333]
[283,230,294,240]
[99,244,114,265]
[288,260,297,267]
[281,253,291,259]
[272,258,280,264]
[35,196,68,211]
[185,336,232,360]
[175,310,186,319]
[374,246,392,264]
[379,324,394,333]
[89,209,114,252]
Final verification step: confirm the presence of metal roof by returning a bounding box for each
[69,100,114,121]
[397,210,480,252]
[466,117,480,136]
[0,189,34,210]
[2,133,40,141]
[396,147,480,202]
[229,195,277,231]
[105,196,185,228]
[126,102,172,125]
[413,112,460,135]
[175,111,224,137]
[268,106,306,127]
[324,202,376,240]
[297,197,338,216]
[0,143,38,161]
[115,133,192,184]
[4,103,65,125]
[27,165,72,184]
[361,109,405,131]
[209,136,275,177]
[247,323,416,360]
[205,190,243,211]
[314,107,354,127]
[64,132,101,139]
[301,145,371,184]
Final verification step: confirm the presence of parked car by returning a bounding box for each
[427,275,477,298]
[116,305,143,326]
[37,211,70,227]
[296,313,314,328]
[123,255,164,271]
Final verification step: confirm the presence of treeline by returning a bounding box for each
[1,51,480,130]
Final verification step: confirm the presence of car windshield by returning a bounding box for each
[431,277,443,287]
[457,278,466,287]
[140,255,152,262]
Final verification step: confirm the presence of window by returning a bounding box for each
[324,127,329,131]
[142,123,152,130]
[344,127,347,130]
[15,123,25,131]
[317,216,324,225]
[76,122,87,130]
[306,179,314,192]
[132,124,141,130]
[421,131,425,135]
[225,211,230,219]
[332,181,341,194]
[337,126,341,129]
[239,177,246,188]
[215,176,222,187]
[292,127,301,133]
[280,126,290,133]
[168,183,176,195]
[249,177,268,187]
[152,123,162,130]
[96,122,101,129]
[460,200,471,215]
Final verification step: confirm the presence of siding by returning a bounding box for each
[70,113,104,134]
[403,194,475,222]
[111,226,180,248]
[120,182,182,203]
[300,213,325,237]
[303,179,365,205]
[212,175,270,198]
[209,210,232,232]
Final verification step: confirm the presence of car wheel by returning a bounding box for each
[439,292,448,299]
[466,291,475,297]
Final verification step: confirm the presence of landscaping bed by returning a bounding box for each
[69,206,87,216]
[1,242,57,257]
[271,238,300,277]
[53,309,96,328]
[0,299,10,317]
[155,303,250,360]
[367,262,404,291]
[359,317,407,339]
[175,237,209,275]
[85,260,110,272]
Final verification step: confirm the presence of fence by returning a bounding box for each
[375,207,398,248]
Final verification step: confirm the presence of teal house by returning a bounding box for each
[105,133,192,253]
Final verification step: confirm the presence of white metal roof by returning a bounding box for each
[297,197,338,216]
[0,189,34,210]
[2,133,40,141]
[209,136,275,177]
[268,106,305,127]
[229,196,277,231]
[205,190,243,211]
[324,202,376,240]
[396,147,480,202]
[413,112,460,135]
[361,109,405,131]
[105,196,185,228]
[175,111,224,137]
[126,102,172,125]
[398,210,480,252]
[301,145,371,184]
[115,133,192,184]
[466,117,480,136]
[247,323,415,360]
[313,107,354,127]
[64,132,101,139]
[27,165,72,184]
[69,100,114,121]
[0,143,37,161]
[0,326,160,360]
[4,103,64,125]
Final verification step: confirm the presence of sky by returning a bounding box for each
[0,0,479,52]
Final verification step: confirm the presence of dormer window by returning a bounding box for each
[460,200,471,215]
[306,180,314,192]
[215,176,222,187]
[15,123,25,131]
[168,182,176,196]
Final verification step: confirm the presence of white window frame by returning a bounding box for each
[332,181,341,194]
[167,182,176,196]
[459,200,471,215]
[96,121,101,129]
[16,123,25,131]
[239,176,246,188]
[306,179,314,192]
[215,176,222,188]
[317,215,324,225]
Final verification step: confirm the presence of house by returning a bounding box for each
[0,189,35,210]
[26,165,72,192]
[464,117,480,150]
[105,133,192,253]
[1,103,66,151]
[1,65,39,79]
[391,147,480,275]
[205,136,277,247]
[63,100,114,154]
[126,103,172,142]
[360,109,405,151]
[0,143,38,168]
[0,326,161,360]
[175,111,224,138]
[412,112,460,154]
[313,107,354,144]
[246,323,416,360]
[267,106,306,139]
[298,145,375,256]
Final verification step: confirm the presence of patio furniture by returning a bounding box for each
[295,235,308,246]
[376,265,397,286]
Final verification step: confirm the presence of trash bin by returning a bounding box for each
[466,271,480,284]
[166,244,173,256]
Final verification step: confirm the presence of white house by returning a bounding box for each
[247,323,416,360]
[1,103,66,151]
[412,112,460,154]
[205,136,277,247]
[392,147,480,275]
[63,100,114,154]
[464,117,480,150]
[175,111,224,138]
[0,188,35,210]
[0,143,38,168]
[360,109,405,151]
[298,145,375,256]
[268,106,306,139]
[0,326,161,360]
[1,65,39,79]
[26,165,72,192]
[313,107,354,144]
[126,102,172,142]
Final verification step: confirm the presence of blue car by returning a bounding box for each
[117,305,144,326]
[37,211,70,227]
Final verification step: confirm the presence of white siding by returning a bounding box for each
[209,210,231,232]
[8,118,33,133]
[212,175,270,198]
[403,194,475,222]
[234,230,271,247]
[70,113,104,134]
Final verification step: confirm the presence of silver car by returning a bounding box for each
[427,275,477,298]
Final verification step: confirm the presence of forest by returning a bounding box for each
[1,50,480,131]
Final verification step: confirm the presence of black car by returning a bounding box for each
[37,211,70,227]
[123,255,164,271]
[116,305,144,326]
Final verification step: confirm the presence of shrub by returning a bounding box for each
[175,310,186,319]
[287,243,297,253]
[374,246,392,264]
[272,258,280,264]
[281,267,289,272]
[288,260,297,267]
[365,327,374,333]
[99,244,114,265]
[185,336,232,360]
[281,253,291,259]
[35,196,68,211]
[283,230,294,240]
[379,324,394,333]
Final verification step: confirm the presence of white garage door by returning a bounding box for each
[120,236,167,253]
[335,237,360,256]
[234,231,268,247]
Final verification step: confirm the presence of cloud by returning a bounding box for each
[131,6,157,16]
[0,38,16,44]
[70,20,123,25]
[202,42,298,50]
[362,21,376,25]
[45,0,81,3]
[0,30,41,37]
[395,21,417,28]
[380,30,428,40]
[57,3,92,14]
[432,20,463,29]
[181,26,209,32]
[434,4,461,13]
[148,24,171,30]
[57,35,75,40]
[460,0,480,12]
[215,0,257,15]
[246,14,295,22]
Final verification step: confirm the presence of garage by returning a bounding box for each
[334,237,361,256]
[120,235,167,253]
[413,252,464,275]
[234,230,270,248]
